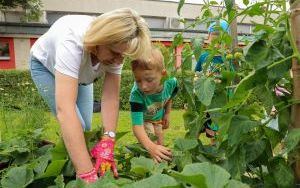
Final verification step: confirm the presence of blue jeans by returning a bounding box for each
[29,56,93,131]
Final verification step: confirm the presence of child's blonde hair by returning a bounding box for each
[131,47,164,72]
[84,8,151,60]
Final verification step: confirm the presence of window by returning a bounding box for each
[0,41,10,60]
[0,38,15,69]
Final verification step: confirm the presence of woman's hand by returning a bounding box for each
[90,138,119,177]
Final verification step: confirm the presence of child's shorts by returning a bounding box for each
[144,120,163,135]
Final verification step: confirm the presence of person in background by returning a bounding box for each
[29,8,151,183]
[194,19,230,144]
[129,47,178,163]
[194,19,230,73]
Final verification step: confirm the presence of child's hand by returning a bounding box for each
[147,143,172,163]
[162,114,170,129]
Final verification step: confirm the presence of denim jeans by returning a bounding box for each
[29,56,93,131]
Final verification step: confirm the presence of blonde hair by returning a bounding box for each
[131,47,164,72]
[84,8,151,59]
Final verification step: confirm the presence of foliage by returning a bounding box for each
[172,0,300,187]
[0,70,185,111]
[0,0,43,22]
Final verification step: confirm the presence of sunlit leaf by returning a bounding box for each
[1,167,34,188]
[284,128,300,153]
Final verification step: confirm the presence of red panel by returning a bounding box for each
[175,45,183,69]
[152,40,172,47]
[30,38,38,46]
[0,37,15,69]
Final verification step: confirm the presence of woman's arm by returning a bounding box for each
[55,71,94,175]
[101,72,121,135]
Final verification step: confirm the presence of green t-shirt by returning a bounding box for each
[129,78,178,126]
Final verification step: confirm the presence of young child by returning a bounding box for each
[129,47,178,162]
[195,19,230,145]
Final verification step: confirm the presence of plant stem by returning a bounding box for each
[286,14,300,62]
[267,55,296,69]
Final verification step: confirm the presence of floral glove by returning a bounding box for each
[77,168,98,183]
[90,138,118,177]
[275,85,290,97]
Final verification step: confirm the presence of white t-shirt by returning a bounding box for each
[30,15,123,84]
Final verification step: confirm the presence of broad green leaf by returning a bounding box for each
[228,115,258,147]
[209,1,219,5]
[178,162,230,188]
[269,157,294,188]
[217,112,234,141]
[62,159,75,177]
[245,40,269,70]
[38,159,67,178]
[225,179,250,188]
[51,139,67,160]
[191,36,203,61]
[124,174,180,188]
[183,111,203,139]
[181,44,193,72]
[284,128,300,153]
[244,139,266,163]
[33,154,51,175]
[253,86,273,114]
[174,138,198,151]
[278,107,291,133]
[1,167,34,188]
[182,77,195,109]
[130,156,155,175]
[91,172,119,188]
[153,161,169,174]
[173,151,193,171]
[244,3,265,17]
[267,57,292,80]
[263,126,283,149]
[253,24,275,35]
[225,69,267,109]
[224,0,233,13]
[226,147,246,180]
[195,76,216,106]
[171,33,184,50]
[116,131,129,141]
[47,175,65,188]
[243,0,249,5]
[171,170,206,188]
[177,0,185,16]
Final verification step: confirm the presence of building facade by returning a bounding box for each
[0,0,256,69]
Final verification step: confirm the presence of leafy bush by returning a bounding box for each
[0,70,184,111]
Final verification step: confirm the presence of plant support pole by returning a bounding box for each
[290,1,300,181]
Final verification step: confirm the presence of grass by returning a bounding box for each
[42,110,187,148]
[0,109,214,149]
[0,108,187,148]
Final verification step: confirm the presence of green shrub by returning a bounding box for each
[0,70,47,110]
[0,70,184,111]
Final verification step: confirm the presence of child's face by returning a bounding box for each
[133,68,163,95]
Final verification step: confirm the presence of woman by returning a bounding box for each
[30,8,151,183]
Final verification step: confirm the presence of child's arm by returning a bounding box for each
[132,125,172,163]
[162,99,172,129]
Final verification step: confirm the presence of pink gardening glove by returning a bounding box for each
[275,85,290,97]
[77,168,98,183]
[90,138,118,177]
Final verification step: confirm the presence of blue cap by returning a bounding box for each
[208,19,230,33]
